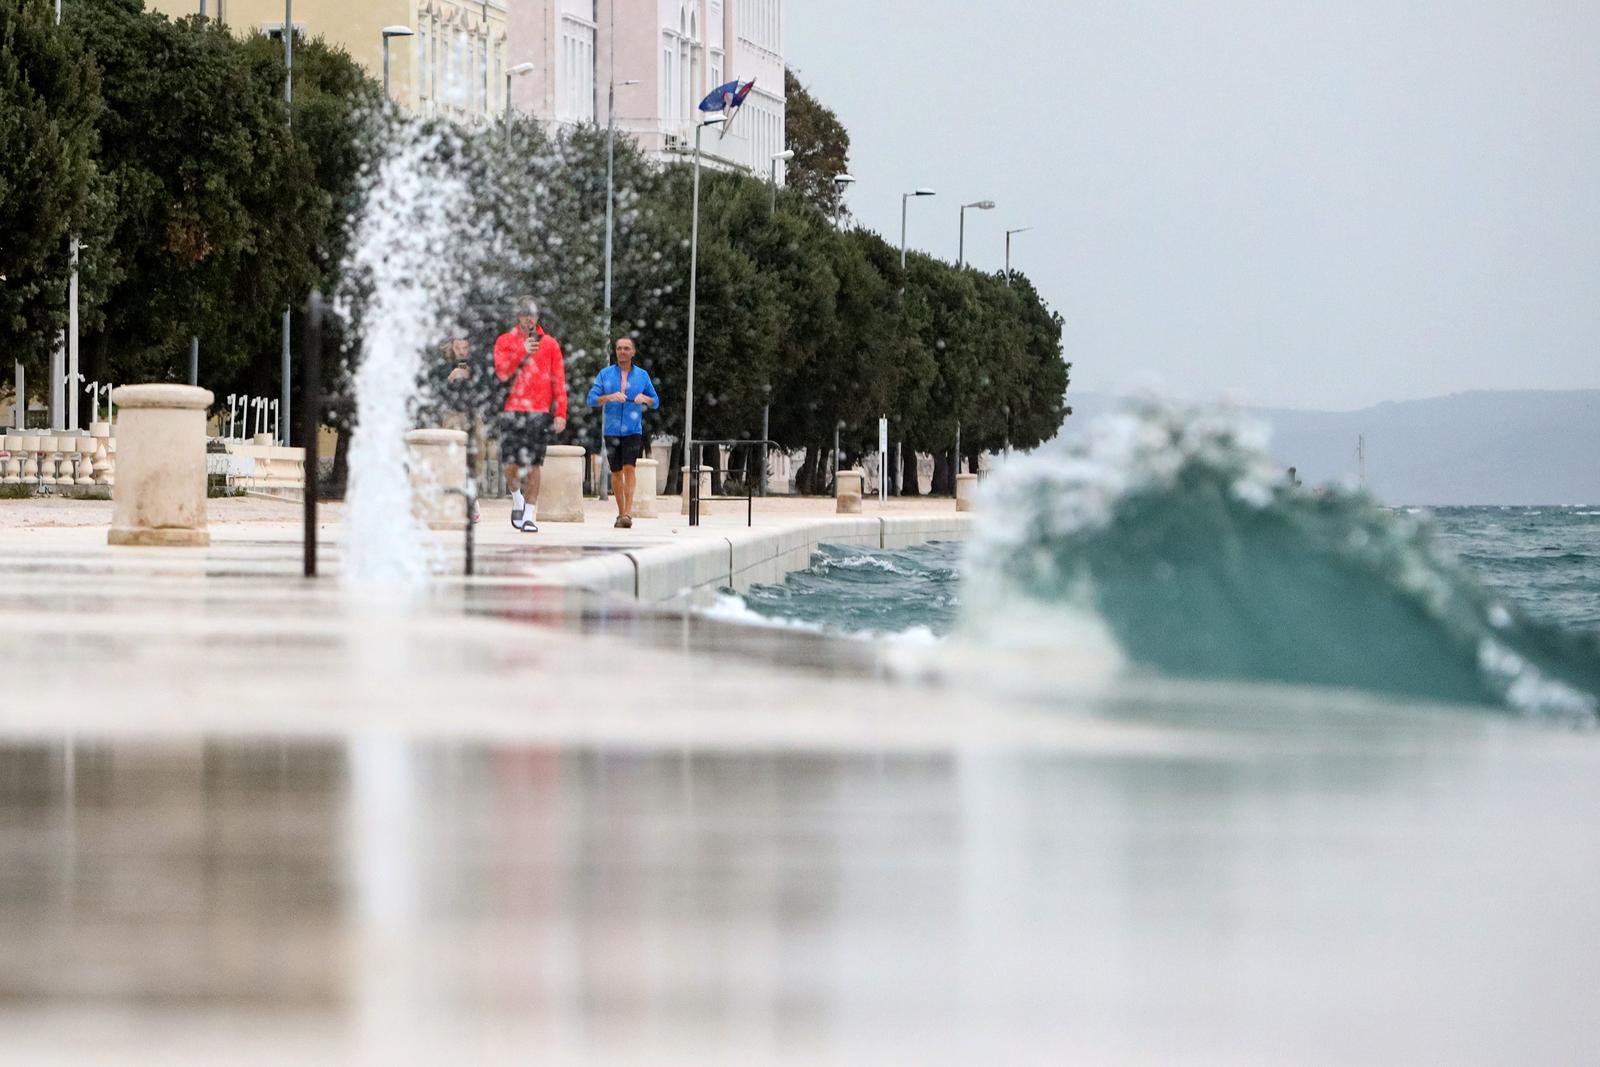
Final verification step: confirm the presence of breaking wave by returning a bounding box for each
[962,400,1600,723]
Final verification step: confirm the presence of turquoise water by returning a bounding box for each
[736,404,1600,721]
[743,508,1600,638]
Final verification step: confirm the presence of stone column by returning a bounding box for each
[108,384,213,547]
[539,444,586,522]
[633,457,659,518]
[404,428,468,530]
[835,470,864,514]
[955,472,979,512]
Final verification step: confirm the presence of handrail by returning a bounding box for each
[686,438,779,527]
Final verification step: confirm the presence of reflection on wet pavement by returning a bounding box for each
[4,735,1600,1064]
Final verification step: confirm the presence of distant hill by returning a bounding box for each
[1059,390,1600,506]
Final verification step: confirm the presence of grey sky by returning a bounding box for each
[785,1,1600,410]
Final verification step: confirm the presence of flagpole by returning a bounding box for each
[685,111,729,523]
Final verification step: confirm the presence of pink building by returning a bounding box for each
[508,0,786,179]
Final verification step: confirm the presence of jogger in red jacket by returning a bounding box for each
[494,301,567,532]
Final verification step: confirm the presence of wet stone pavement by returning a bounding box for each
[4,520,1600,1064]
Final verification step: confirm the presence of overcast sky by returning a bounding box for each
[785,0,1600,410]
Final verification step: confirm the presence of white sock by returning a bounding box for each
[511,490,525,514]
[527,500,537,522]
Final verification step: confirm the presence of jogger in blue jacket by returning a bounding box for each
[587,337,660,528]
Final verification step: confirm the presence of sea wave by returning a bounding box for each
[963,398,1600,724]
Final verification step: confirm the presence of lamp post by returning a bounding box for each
[602,73,640,341]
[381,26,414,99]
[279,0,294,444]
[958,199,995,269]
[685,114,727,525]
[505,60,535,133]
[831,173,856,230]
[1005,226,1032,286]
[599,59,639,504]
[768,149,794,216]
[900,188,936,270]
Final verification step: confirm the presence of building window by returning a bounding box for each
[558,14,596,123]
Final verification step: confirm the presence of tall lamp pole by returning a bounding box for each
[1004,226,1032,286]
[505,61,535,136]
[900,188,936,270]
[279,0,294,444]
[768,149,794,215]
[958,199,995,269]
[599,42,639,503]
[602,71,640,341]
[685,114,727,524]
[830,173,856,230]
[381,26,414,99]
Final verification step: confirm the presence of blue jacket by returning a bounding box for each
[586,364,660,437]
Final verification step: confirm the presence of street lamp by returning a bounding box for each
[505,60,536,132]
[768,149,794,216]
[598,63,640,505]
[603,74,641,343]
[381,26,414,99]
[958,199,995,269]
[831,173,856,230]
[900,188,936,270]
[1005,226,1032,286]
[685,114,727,525]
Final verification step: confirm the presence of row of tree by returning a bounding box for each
[3,0,1070,495]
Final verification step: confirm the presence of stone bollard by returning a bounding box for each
[955,472,979,512]
[540,444,587,522]
[679,466,713,516]
[633,457,659,518]
[404,428,467,530]
[835,469,864,514]
[107,384,214,547]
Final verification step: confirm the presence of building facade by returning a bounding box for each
[146,1,512,123]
[147,1,783,174]
[509,0,785,178]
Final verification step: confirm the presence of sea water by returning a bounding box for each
[730,403,1600,722]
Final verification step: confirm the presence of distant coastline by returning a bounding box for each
[1061,389,1600,506]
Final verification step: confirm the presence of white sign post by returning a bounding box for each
[878,415,888,507]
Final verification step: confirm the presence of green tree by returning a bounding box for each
[0,0,102,388]
[65,0,325,397]
[783,67,850,218]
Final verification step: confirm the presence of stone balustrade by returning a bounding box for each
[1,425,116,492]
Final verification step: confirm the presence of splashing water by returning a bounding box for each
[963,399,1600,723]
[340,126,474,585]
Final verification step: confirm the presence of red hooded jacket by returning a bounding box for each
[494,325,567,418]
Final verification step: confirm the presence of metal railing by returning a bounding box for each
[687,438,777,527]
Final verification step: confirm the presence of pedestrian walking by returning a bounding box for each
[586,336,659,528]
[494,300,567,533]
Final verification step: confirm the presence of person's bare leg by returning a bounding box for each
[524,465,541,506]
[621,465,636,517]
[613,465,628,518]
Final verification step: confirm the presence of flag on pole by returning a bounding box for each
[698,78,756,114]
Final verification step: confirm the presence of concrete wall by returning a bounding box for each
[552,514,972,606]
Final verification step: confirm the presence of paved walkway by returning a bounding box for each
[5,494,1600,1064]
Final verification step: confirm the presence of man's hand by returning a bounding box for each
[632,393,653,407]
[524,336,538,354]
[447,366,470,383]
[603,391,628,404]
[552,417,567,434]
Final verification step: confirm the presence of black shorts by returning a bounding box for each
[500,412,552,468]
[604,434,644,472]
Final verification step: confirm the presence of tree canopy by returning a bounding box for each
[1,2,1070,493]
